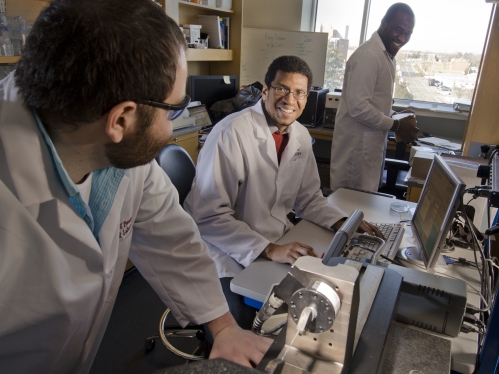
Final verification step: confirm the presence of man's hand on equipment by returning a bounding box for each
[263,242,318,264]
[208,312,272,368]
[358,221,385,240]
[333,219,385,240]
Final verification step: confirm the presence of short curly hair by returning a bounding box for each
[15,0,187,129]
[264,55,313,92]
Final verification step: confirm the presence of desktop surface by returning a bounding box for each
[231,189,480,373]
[230,219,336,303]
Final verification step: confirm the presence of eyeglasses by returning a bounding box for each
[137,95,191,120]
[270,85,308,100]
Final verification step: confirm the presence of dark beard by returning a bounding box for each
[104,107,169,169]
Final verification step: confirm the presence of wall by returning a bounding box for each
[6,0,48,22]
[416,115,466,142]
[463,4,499,155]
[243,0,305,31]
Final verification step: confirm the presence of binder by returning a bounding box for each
[220,16,230,49]
[197,15,222,49]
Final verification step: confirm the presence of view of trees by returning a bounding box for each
[323,40,480,103]
[323,40,346,90]
[395,80,414,100]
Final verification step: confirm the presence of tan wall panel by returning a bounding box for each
[463,5,499,155]
[243,0,303,31]
[6,0,48,23]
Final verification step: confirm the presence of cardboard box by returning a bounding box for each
[411,151,436,179]
[409,146,436,165]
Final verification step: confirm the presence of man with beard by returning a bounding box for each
[330,3,419,193]
[184,56,382,330]
[0,0,271,372]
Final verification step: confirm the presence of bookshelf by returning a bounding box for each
[186,48,232,61]
[0,56,19,64]
[168,0,243,78]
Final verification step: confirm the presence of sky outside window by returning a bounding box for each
[316,0,492,104]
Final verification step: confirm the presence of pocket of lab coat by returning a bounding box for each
[361,131,384,167]
[282,159,306,195]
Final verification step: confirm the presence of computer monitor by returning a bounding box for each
[401,155,466,270]
[187,75,239,123]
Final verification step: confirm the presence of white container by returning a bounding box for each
[201,0,217,6]
[216,0,232,10]
[182,24,202,43]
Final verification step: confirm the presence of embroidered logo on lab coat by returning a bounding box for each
[119,217,132,240]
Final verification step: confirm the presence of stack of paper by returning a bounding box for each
[418,137,462,151]
[453,100,471,112]
[187,104,212,128]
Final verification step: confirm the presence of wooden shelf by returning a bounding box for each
[179,1,234,14]
[186,48,233,61]
[0,56,20,64]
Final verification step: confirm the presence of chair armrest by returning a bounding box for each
[384,158,411,171]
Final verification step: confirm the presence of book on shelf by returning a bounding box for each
[220,16,230,49]
[198,15,222,49]
[197,14,230,49]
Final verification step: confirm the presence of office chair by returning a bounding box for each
[145,144,207,360]
[156,144,196,206]
[379,141,411,200]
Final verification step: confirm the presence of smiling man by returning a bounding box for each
[184,56,381,330]
[330,3,418,193]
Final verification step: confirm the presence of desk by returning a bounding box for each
[307,125,411,154]
[169,125,201,165]
[231,188,481,373]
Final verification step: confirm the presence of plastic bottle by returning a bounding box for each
[10,15,27,55]
[0,13,13,56]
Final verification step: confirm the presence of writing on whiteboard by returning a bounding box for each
[241,28,327,87]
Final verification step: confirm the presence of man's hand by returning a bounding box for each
[332,219,385,240]
[208,313,273,368]
[393,115,419,143]
[262,242,318,264]
[358,221,385,240]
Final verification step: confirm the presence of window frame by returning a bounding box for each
[310,0,489,118]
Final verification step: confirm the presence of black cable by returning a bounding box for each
[444,256,478,268]
[351,245,397,264]
[462,203,497,366]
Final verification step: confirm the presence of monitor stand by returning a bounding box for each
[397,247,447,273]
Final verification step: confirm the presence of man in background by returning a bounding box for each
[330,3,418,193]
[185,55,382,330]
[0,0,271,372]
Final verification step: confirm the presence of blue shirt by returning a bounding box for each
[33,110,125,242]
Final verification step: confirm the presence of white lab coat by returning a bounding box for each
[0,74,228,374]
[184,100,346,278]
[330,32,396,192]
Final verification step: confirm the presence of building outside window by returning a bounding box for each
[315,0,491,105]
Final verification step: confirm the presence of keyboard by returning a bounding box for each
[341,222,405,267]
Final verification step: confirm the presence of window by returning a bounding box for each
[315,0,491,105]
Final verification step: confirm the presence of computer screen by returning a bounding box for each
[187,75,239,122]
[408,155,466,270]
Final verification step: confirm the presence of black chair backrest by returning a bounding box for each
[156,144,196,206]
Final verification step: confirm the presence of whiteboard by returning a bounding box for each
[240,27,328,88]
